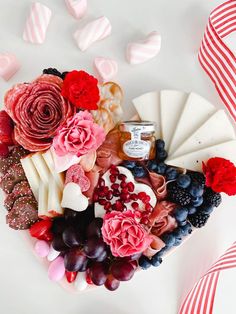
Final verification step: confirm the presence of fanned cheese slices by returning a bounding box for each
[132,90,236,172]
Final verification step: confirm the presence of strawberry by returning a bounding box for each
[0,110,14,145]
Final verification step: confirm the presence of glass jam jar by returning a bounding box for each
[118,121,156,161]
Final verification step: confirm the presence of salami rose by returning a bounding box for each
[4,74,75,151]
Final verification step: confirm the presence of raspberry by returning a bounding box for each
[0,142,9,157]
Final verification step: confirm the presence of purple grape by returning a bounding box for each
[64,208,78,221]
[62,226,81,248]
[51,217,67,235]
[64,248,87,272]
[111,261,135,281]
[52,234,69,252]
[104,275,120,291]
[84,238,106,259]
[95,250,108,262]
[86,218,103,238]
[90,262,107,286]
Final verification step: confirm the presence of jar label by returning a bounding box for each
[123,139,151,158]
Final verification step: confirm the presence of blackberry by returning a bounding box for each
[61,71,69,80]
[167,182,192,206]
[203,187,222,207]
[188,212,209,228]
[43,68,63,78]
[188,171,206,188]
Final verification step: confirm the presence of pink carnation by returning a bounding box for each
[53,111,105,157]
[102,210,152,257]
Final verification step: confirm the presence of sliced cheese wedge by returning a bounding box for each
[132,91,161,138]
[38,181,52,219]
[169,110,236,158]
[166,140,236,172]
[160,90,187,150]
[48,176,64,216]
[42,150,64,189]
[20,156,40,201]
[31,152,50,185]
[168,93,216,155]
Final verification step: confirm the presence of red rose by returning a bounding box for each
[202,157,236,196]
[61,70,100,110]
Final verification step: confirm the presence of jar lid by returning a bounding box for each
[119,121,156,133]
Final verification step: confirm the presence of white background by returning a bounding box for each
[0,0,236,313]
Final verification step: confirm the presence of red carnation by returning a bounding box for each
[61,70,100,110]
[202,157,236,196]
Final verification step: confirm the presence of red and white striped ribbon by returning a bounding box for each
[179,242,236,314]
[198,0,236,122]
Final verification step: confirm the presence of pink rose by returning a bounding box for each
[102,211,152,257]
[53,111,105,157]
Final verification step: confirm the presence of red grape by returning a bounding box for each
[86,218,103,238]
[90,262,107,286]
[95,250,108,262]
[110,261,135,281]
[84,238,106,259]
[64,248,87,272]
[62,226,81,247]
[104,274,120,291]
[52,234,69,252]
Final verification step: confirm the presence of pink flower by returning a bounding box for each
[53,111,105,157]
[102,211,152,257]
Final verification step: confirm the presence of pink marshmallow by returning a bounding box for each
[48,256,65,282]
[126,31,161,65]
[0,53,20,81]
[94,57,118,82]
[74,16,112,51]
[65,0,87,19]
[34,240,50,258]
[23,2,52,44]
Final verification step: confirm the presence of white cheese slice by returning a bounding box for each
[132,91,161,138]
[31,152,50,185]
[160,90,187,151]
[168,92,216,155]
[42,150,64,189]
[166,140,236,172]
[38,181,52,219]
[169,110,236,158]
[48,176,64,216]
[20,156,40,201]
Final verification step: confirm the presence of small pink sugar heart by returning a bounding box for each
[94,57,118,82]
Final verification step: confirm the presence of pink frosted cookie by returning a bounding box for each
[74,16,112,51]
[65,0,87,19]
[0,53,20,81]
[94,57,118,83]
[23,2,52,44]
[126,31,161,65]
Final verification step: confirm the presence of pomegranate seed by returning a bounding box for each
[109,175,116,183]
[93,193,99,202]
[118,174,127,181]
[103,186,109,194]
[106,190,113,200]
[111,183,119,190]
[127,182,135,192]
[104,201,112,211]
[98,178,105,187]
[121,187,129,194]
[114,200,124,211]
[120,181,127,188]
[145,203,153,212]
[145,195,151,203]
[99,199,107,205]
[138,192,147,200]
[113,190,120,197]
[130,193,138,201]
[134,210,142,218]
[110,166,119,175]
[131,202,139,210]
[120,193,130,201]
[140,217,149,225]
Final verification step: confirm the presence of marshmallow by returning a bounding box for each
[0,53,20,81]
[23,2,52,44]
[126,31,161,65]
[94,57,118,82]
[65,0,87,19]
[74,16,112,51]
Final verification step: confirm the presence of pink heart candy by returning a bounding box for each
[0,53,20,81]
[48,256,65,282]
[94,57,118,83]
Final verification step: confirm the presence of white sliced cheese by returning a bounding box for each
[170,110,236,158]
[48,176,64,216]
[132,91,161,138]
[20,156,40,201]
[166,140,236,172]
[31,152,50,185]
[168,92,216,155]
[160,90,187,151]
[42,150,64,189]
[38,181,52,219]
